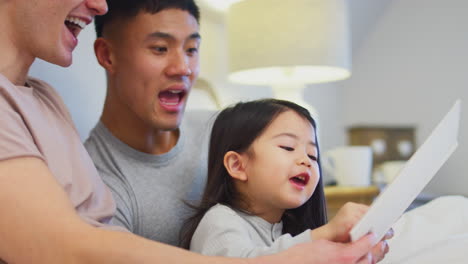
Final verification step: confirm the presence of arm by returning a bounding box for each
[0,158,377,264]
[257,234,378,264]
[0,157,243,264]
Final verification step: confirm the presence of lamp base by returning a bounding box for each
[271,84,319,123]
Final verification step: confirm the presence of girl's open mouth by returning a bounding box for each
[289,173,310,189]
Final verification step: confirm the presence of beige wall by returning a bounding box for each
[341,0,468,196]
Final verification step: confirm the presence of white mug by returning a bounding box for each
[379,160,406,184]
[322,146,373,186]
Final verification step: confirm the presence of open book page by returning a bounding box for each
[350,100,461,244]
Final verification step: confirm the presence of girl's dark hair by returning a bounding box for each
[180,98,327,248]
[94,0,200,38]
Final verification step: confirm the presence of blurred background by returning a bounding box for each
[29,0,467,198]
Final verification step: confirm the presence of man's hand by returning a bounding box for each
[254,233,378,264]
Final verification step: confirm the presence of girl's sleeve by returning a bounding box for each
[189,205,311,257]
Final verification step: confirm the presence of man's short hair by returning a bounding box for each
[95,0,200,38]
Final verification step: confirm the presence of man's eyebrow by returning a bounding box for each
[146,32,201,41]
[189,32,201,40]
[273,132,317,146]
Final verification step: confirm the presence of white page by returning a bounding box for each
[349,100,461,244]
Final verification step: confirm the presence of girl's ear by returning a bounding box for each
[224,151,248,181]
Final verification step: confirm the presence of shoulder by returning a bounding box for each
[85,122,123,163]
[0,76,15,106]
[190,204,255,255]
[196,204,242,227]
[0,76,45,162]
[194,204,249,236]
[27,76,74,123]
[204,203,241,219]
[0,74,15,91]
[26,77,54,92]
[84,122,107,150]
[26,77,64,106]
[84,124,130,186]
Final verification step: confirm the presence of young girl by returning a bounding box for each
[181,98,383,257]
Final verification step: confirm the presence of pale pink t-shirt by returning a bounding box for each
[0,73,122,229]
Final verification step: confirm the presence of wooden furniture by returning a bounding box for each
[324,185,380,219]
[347,126,415,168]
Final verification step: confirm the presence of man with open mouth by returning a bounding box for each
[84,0,214,247]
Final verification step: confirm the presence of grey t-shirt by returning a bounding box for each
[190,204,312,257]
[85,110,215,246]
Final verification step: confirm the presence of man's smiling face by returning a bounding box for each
[12,0,108,67]
[104,9,200,131]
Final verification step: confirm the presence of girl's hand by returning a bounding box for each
[310,203,395,263]
[312,202,368,242]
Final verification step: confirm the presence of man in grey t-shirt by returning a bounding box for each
[85,1,212,246]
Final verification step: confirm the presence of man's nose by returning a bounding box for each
[166,51,192,77]
[87,0,108,16]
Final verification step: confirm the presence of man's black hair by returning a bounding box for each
[95,0,200,38]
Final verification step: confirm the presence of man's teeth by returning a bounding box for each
[169,90,183,94]
[65,16,86,29]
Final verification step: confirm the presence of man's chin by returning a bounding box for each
[44,54,72,67]
[156,120,183,131]
[160,126,180,132]
[151,109,185,130]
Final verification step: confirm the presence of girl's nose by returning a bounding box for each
[298,155,312,167]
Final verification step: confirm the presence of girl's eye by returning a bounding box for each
[308,155,318,161]
[280,146,294,151]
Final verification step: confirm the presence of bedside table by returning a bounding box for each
[324,186,380,219]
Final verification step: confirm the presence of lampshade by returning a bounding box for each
[227,0,351,86]
[199,0,242,11]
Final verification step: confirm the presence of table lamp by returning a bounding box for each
[227,0,351,120]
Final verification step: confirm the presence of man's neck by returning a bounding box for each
[0,9,35,85]
[0,58,32,86]
[104,120,180,155]
[100,98,180,155]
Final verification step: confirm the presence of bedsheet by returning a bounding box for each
[381,195,468,264]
